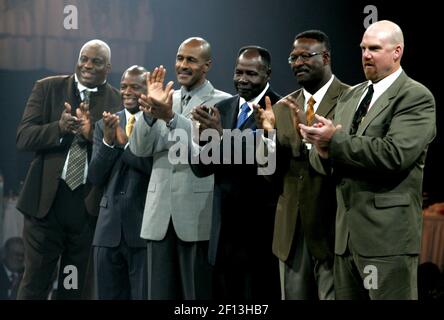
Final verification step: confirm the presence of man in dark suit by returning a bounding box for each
[300,21,436,299]
[191,46,281,300]
[88,65,152,300]
[256,30,350,299]
[16,39,121,299]
[0,237,24,300]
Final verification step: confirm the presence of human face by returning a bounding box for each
[75,44,111,88]
[5,242,24,273]
[120,72,146,114]
[233,52,270,101]
[360,29,401,82]
[289,38,328,86]
[175,43,210,91]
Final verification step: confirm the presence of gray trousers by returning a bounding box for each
[280,228,334,300]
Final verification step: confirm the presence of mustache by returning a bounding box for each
[292,66,310,74]
[178,70,192,75]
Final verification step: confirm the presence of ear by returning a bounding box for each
[266,68,271,80]
[323,51,331,65]
[393,45,403,62]
[106,62,112,74]
[204,59,212,73]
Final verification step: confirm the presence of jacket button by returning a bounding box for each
[119,191,125,195]
[299,175,303,180]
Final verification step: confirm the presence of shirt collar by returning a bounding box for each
[302,75,335,112]
[124,109,143,122]
[181,79,208,99]
[368,67,403,94]
[74,73,101,93]
[239,82,270,108]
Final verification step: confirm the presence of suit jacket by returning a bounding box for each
[0,263,22,300]
[16,75,121,218]
[88,111,152,248]
[189,87,282,266]
[310,71,436,257]
[129,80,231,242]
[272,77,350,262]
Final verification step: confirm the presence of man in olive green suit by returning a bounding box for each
[300,21,436,299]
[256,30,349,299]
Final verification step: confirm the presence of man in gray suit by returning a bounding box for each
[129,37,230,299]
[300,21,436,299]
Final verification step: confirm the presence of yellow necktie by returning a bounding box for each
[126,114,136,137]
[306,96,316,125]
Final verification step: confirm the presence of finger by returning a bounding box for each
[264,96,272,111]
[157,65,166,83]
[166,88,174,105]
[165,81,174,97]
[64,102,72,113]
[146,71,151,87]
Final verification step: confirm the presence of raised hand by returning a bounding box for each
[102,111,119,145]
[76,101,92,141]
[280,96,304,137]
[139,65,175,122]
[191,105,223,136]
[59,102,81,135]
[254,96,274,132]
[115,126,129,145]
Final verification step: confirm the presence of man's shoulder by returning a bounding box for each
[211,88,232,101]
[36,74,72,87]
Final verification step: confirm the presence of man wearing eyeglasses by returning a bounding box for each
[256,30,349,299]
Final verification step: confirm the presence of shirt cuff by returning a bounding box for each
[102,138,115,148]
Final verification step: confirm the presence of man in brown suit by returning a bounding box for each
[15,39,121,299]
[256,30,349,299]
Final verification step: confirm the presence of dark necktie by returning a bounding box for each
[236,102,250,128]
[65,90,89,190]
[350,84,374,135]
[181,94,191,110]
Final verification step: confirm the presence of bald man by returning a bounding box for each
[129,37,230,299]
[16,39,121,299]
[300,21,436,299]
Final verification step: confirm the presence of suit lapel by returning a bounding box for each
[316,77,341,117]
[181,81,215,117]
[118,110,126,129]
[339,83,367,132]
[228,96,241,129]
[357,71,407,135]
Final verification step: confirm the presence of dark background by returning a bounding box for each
[0,0,442,203]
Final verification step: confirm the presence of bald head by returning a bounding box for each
[361,20,404,82]
[79,39,111,64]
[76,39,112,88]
[365,20,404,49]
[178,37,212,61]
[120,65,147,113]
[175,37,212,91]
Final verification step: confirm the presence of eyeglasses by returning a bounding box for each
[288,52,323,64]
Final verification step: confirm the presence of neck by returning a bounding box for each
[303,72,332,95]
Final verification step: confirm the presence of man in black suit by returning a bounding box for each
[0,237,24,300]
[191,46,281,299]
[88,65,152,299]
[16,39,121,299]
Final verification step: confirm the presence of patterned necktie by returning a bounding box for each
[306,96,316,125]
[181,94,191,109]
[65,90,88,190]
[236,102,250,128]
[350,84,374,135]
[126,114,136,137]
